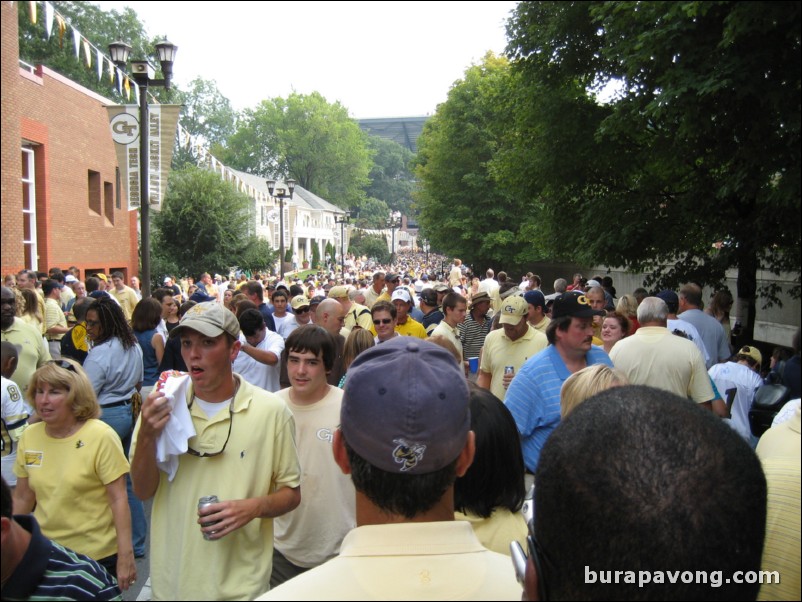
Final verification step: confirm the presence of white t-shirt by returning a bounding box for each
[708,361,763,440]
[232,331,285,393]
[273,386,356,568]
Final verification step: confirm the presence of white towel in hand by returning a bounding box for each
[155,372,196,481]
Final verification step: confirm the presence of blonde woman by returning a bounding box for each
[13,358,136,590]
[560,364,629,418]
[616,294,640,334]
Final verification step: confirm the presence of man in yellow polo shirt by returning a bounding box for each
[478,295,547,401]
[130,302,301,600]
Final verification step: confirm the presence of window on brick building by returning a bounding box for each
[88,170,101,215]
[115,167,121,209]
[104,181,114,225]
[21,146,38,271]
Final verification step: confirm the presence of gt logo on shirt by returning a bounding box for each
[24,451,43,467]
[316,428,333,443]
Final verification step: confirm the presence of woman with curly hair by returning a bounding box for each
[83,296,147,558]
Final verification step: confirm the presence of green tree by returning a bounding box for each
[504,1,801,340]
[153,167,275,278]
[17,1,167,102]
[222,92,373,209]
[311,243,321,270]
[366,136,416,216]
[351,197,391,229]
[349,230,391,264]
[415,53,524,271]
[173,77,239,169]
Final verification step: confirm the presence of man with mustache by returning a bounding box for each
[505,291,611,473]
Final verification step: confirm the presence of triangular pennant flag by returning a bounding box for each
[108,56,114,83]
[28,1,36,24]
[45,2,54,38]
[72,27,81,58]
[96,47,103,81]
[117,68,123,95]
[82,38,91,67]
[124,76,131,101]
[56,14,66,48]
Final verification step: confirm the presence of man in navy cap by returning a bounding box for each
[259,338,521,600]
[505,291,612,473]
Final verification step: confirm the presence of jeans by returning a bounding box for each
[99,403,148,557]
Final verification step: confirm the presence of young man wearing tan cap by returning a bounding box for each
[131,302,301,600]
[478,295,547,402]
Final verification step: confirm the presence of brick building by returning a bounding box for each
[1,2,138,282]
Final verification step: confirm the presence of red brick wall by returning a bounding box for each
[1,2,138,281]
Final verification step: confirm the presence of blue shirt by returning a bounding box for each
[505,345,612,472]
[84,337,143,405]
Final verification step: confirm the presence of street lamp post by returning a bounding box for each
[334,212,350,277]
[266,179,296,281]
[109,40,177,298]
[386,211,402,263]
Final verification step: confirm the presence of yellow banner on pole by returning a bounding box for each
[107,104,182,211]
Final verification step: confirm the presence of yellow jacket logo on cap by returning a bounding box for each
[393,438,426,472]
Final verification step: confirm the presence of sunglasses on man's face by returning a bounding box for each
[373,319,392,325]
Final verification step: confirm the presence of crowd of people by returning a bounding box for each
[1,256,799,601]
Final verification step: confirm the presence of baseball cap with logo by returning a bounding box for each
[499,295,529,325]
[552,291,606,320]
[291,296,311,311]
[169,301,240,339]
[391,288,412,304]
[342,338,470,474]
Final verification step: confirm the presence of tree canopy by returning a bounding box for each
[152,167,275,279]
[501,1,800,337]
[365,136,416,216]
[17,1,170,102]
[222,92,373,209]
[172,77,239,169]
[415,53,525,271]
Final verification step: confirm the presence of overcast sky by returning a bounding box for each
[97,1,519,118]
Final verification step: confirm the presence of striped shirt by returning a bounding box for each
[458,312,492,360]
[1,514,122,601]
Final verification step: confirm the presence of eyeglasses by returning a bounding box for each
[295,306,311,314]
[187,398,234,458]
[373,318,393,325]
[48,359,77,373]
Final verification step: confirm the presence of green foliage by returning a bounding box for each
[17,1,170,103]
[153,167,274,278]
[365,136,416,216]
[351,197,391,229]
[222,92,373,208]
[311,243,321,269]
[414,53,528,271]
[503,1,801,338]
[284,248,293,263]
[173,77,239,169]
[349,230,391,264]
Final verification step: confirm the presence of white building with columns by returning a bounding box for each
[228,168,348,268]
